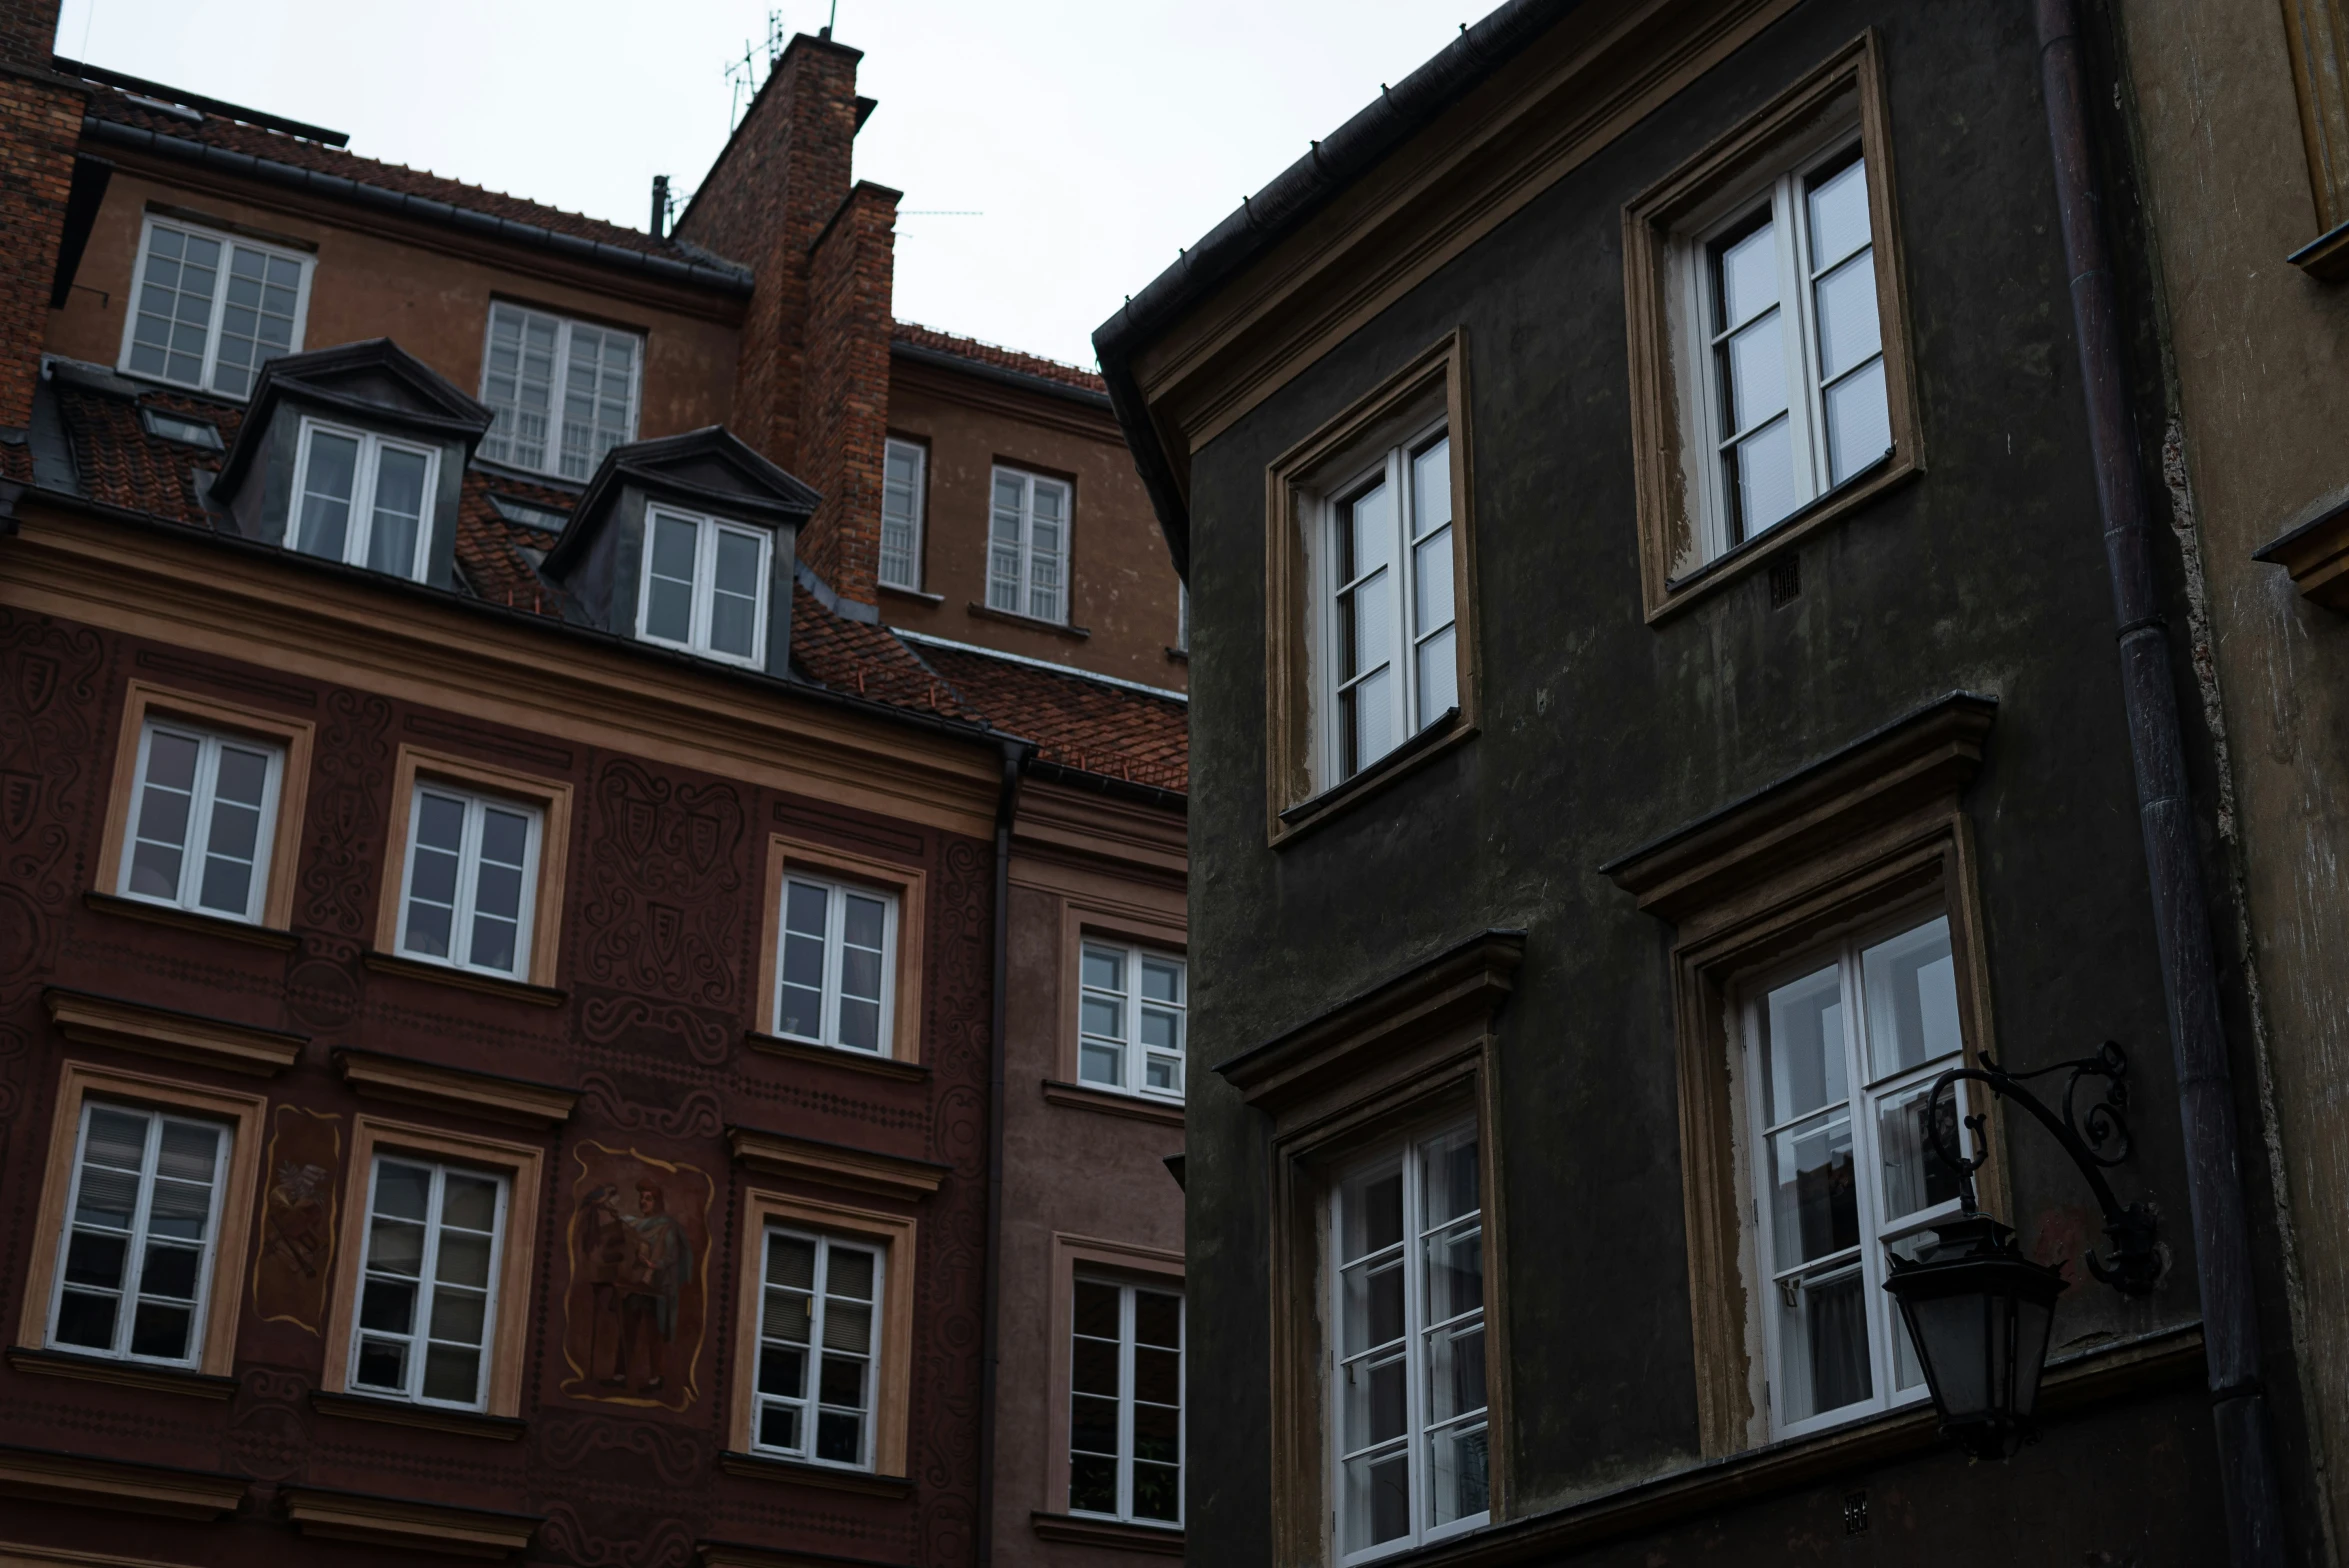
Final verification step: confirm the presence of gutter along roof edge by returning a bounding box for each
[4,480,1021,759]
[888,341,1113,412]
[1088,0,1583,575]
[80,118,757,296]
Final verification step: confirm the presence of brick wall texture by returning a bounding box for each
[797,181,898,606]
[0,0,58,70]
[0,71,80,430]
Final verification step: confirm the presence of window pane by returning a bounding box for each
[367,446,431,578]
[1823,356,1892,485]
[63,1229,128,1288]
[1080,994,1125,1041]
[1763,965,1848,1122]
[296,431,360,562]
[1345,1449,1412,1549]
[1082,946,1124,994]
[139,1240,202,1301]
[1134,1288,1180,1349]
[129,729,199,899]
[836,996,881,1052]
[1876,1079,1968,1224]
[1072,1334,1119,1399]
[442,1172,498,1233]
[989,472,1026,612]
[130,225,221,386]
[1716,217,1778,331]
[1132,1459,1181,1522]
[1344,480,1393,585]
[54,1290,118,1350]
[129,1299,195,1360]
[374,1160,432,1221]
[1079,1042,1122,1085]
[1345,666,1396,776]
[1768,1109,1857,1272]
[1806,155,1872,271]
[815,1409,862,1464]
[1412,525,1455,640]
[1861,917,1962,1078]
[1417,625,1458,727]
[212,244,303,398]
[197,742,269,917]
[644,514,699,644]
[422,1344,482,1403]
[1812,251,1882,383]
[1428,1421,1489,1528]
[1777,1265,1873,1420]
[1721,313,1788,435]
[1411,436,1452,538]
[1344,1168,1404,1264]
[881,441,923,587]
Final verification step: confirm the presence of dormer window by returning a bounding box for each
[639,506,770,667]
[290,418,438,582]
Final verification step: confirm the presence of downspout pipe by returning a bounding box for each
[975,738,1026,1568]
[2035,5,2286,1562]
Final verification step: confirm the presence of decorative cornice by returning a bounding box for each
[713,1451,916,1498]
[2251,484,2349,611]
[1218,929,1526,1112]
[279,1484,541,1557]
[4,1345,236,1398]
[310,1388,528,1441]
[81,889,298,948]
[333,1048,576,1129]
[44,986,306,1076]
[1601,692,1997,922]
[725,1127,951,1200]
[1029,1512,1186,1556]
[0,1442,246,1519]
[1041,1079,1184,1127]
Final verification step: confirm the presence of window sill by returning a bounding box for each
[1649,449,1911,624]
[1164,646,1188,664]
[1030,1512,1184,1555]
[82,890,297,950]
[6,1345,235,1399]
[362,950,567,1007]
[746,1031,930,1083]
[2287,215,2349,282]
[717,1450,912,1497]
[966,601,1090,640]
[880,582,945,605]
[1272,708,1469,849]
[311,1389,526,1441]
[45,985,307,1076]
[2251,485,2349,611]
[1041,1078,1183,1127]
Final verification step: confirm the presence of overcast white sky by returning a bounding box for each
[52,0,1474,368]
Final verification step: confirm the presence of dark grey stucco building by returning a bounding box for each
[1096,1,2325,1564]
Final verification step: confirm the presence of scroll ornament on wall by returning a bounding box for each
[559,1142,714,1413]
[251,1105,344,1334]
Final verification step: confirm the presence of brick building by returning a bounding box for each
[0,4,1187,1564]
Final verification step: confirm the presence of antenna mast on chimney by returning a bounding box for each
[725,11,788,132]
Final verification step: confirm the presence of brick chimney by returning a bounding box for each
[0,0,79,433]
[674,34,896,613]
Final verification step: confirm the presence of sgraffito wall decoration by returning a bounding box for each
[251,1104,344,1333]
[558,1141,716,1413]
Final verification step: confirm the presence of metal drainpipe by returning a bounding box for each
[975,740,1023,1568]
[2034,3,2287,1561]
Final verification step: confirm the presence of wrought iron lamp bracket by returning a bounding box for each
[1923,1040,2162,1296]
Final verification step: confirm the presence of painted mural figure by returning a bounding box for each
[580,1179,691,1394]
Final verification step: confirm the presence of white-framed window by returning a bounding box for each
[289,417,439,582]
[1319,422,1456,786]
[47,1101,229,1367]
[119,718,283,924]
[118,215,312,399]
[987,466,1071,624]
[638,506,772,668]
[477,301,642,481]
[1078,942,1185,1102]
[1331,1120,1487,1563]
[1689,142,1890,557]
[395,784,542,980]
[773,876,898,1055]
[880,438,927,591]
[1742,910,1973,1439]
[1069,1276,1184,1527]
[752,1228,883,1469]
[349,1155,508,1410]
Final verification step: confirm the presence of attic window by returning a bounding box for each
[141,408,223,450]
[290,417,438,583]
[637,506,770,668]
[118,215,312,400]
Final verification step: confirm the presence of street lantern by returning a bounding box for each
[1883,1210,2067,1460]
[1885,1041,2161,1459]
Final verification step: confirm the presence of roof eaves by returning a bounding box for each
[1089,0,1582,576]
[79,117,757,296]
[889,340,1114,413]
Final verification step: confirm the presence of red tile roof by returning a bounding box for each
[79,80,727,269]
[892,321,1106,396]
[912,641,1187,795]
[36,371,1181,797]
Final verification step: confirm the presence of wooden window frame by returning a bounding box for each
[1074,938,1187,1105]
[2281,0,2349,279]
[476,299,644,479]
[373,746,572,990]
[287,416,441,583]
[112,716,286,927]
[319,1115,545,1420]
[745,1227,887,1471]
[343,1154,511,1412]
[1049,1238,1187,1531]
[1622,30,1922,623]
[16,1062,268,1379]
[1263,328,1479,848]
[636,505,773,670]
[1600,693,2007,1459]
[727,1189,918,1478]
[755,833,927,1063]
[1218,929,1522,1566]
[880,436,930,592]
[987,464,1075,626]
[115,211,315,400]
[96,680,314,932]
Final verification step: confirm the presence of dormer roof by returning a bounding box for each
[544,425,821,577]
[213,338,493,503]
